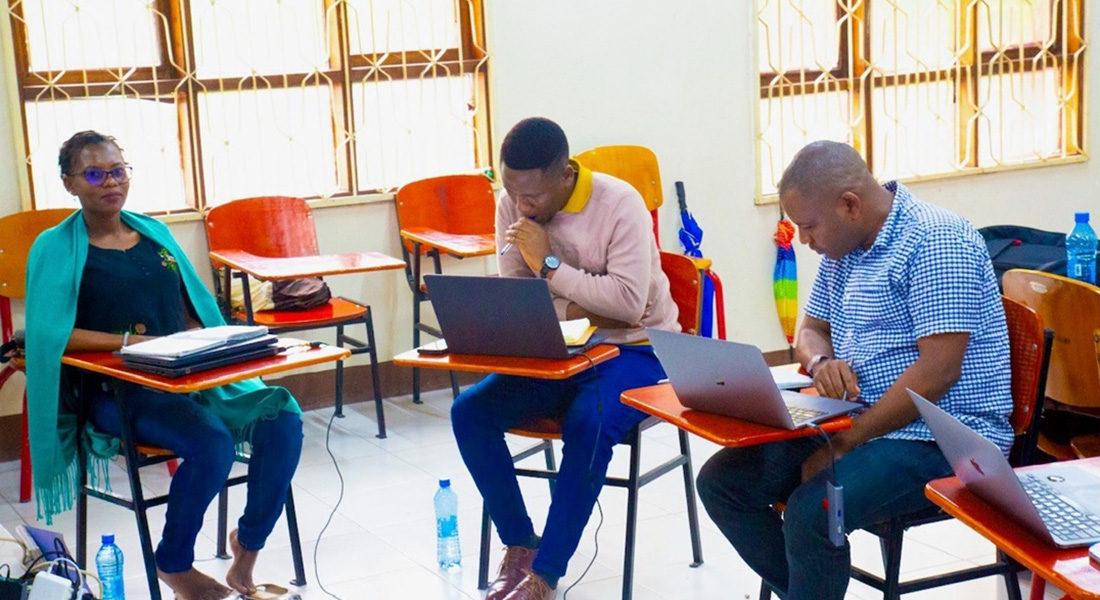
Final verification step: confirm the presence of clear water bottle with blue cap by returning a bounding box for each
[434,479,461,569]
[95,534,125,600]
[1066,212,1098,285]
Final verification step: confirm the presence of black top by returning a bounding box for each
[75,235,194,336]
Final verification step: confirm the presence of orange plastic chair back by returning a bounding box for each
[204,197,319,263]
[1003,269,1100,408]
[0,209,77,299]
[574,146,663,213]
[1002,296,1048,436]
[660,251,703,336]
[394,175,496,255]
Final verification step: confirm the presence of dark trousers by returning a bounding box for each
[697,437,951,600]
[450,345,665,579]
[89,387,303,573]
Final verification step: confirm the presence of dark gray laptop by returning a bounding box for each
[424,274,604,360]
[909,389,1100,548]
[648,329,861,429]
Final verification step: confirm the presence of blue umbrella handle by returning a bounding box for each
[675,181,688,212]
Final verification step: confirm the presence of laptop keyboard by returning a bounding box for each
[786,405,827,425]
[1020,474,1100,541]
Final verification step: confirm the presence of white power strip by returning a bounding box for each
[27,571,74,600]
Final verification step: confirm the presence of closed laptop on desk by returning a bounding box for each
[648,329,860,429]
[424,274,602,360]
[910,389,1100,548]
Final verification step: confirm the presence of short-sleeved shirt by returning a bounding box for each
[75,235,192,337]
[804,182,1014,453]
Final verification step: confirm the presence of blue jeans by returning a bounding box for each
[89,386,303,573]
[696,437,952,600]
[450,345,665,580]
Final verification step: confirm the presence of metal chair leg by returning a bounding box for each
[216,487,230,559]
[364,311,386,438]
[334,325,346,418]
[285,487,307,586]
[478,503,492,590]
[622,435,642,600]
[678,430,704,567]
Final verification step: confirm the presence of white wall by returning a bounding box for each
[1,1,1096,414]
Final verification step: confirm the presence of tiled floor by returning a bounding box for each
[0,389,1072,600]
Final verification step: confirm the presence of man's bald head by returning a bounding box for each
[777,141,876,205]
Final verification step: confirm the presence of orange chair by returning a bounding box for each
[759,296,1052,600]
[1002,269,1100,461]
[575,145,727,339]
[204,196,392,437]
[476,251,706,600]
[0,209,77,502]
[395,174,497,402]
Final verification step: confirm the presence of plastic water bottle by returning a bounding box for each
[95,534,125,600]
[1066,212,1098,285]
[434,479,461,570]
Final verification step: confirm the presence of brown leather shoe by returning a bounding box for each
[485,546,538,600]
[502,572,556,600]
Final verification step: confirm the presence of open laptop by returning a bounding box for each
[648,329,861,429]
[909,389,1100,548]
[424,274,605,360]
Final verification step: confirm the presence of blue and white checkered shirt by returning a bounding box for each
[805,182,1014,453]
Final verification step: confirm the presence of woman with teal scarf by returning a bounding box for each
[25,131,303,600]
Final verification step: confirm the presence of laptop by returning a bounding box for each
[424,274,606,360]
[909,389,1100,548]
[120,335,280,378]
[648,329,862,429]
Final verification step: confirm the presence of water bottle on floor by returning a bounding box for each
[1066,212,1098,285]
[434,479,462,570]
[95,534,125,600]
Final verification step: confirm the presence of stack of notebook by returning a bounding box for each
[117,326,279,378]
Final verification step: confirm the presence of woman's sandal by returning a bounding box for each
[239,583,297,600]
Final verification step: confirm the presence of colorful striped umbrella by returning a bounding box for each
[773,219,798,346]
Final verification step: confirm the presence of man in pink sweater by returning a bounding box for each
[450,117,679,600]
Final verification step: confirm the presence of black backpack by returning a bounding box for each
[978,225,1066,284]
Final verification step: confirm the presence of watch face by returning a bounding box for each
[545,255,561,269]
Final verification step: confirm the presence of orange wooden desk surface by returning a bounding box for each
[62,344,351,394]
[208,249,405,280]
[926,458,1100,600]
[393,344,620,380]
[619,383,852,447]
[399,227,496,258]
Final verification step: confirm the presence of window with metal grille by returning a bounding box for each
[6,0,490,214]
[755,0,1086,202]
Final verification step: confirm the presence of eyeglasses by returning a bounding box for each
[71,165,133,186]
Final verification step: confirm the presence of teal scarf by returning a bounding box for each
[25,210,300,523]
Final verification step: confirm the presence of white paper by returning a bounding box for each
[770,366,813,390]
[119,325,268,358]
[559,318,591,344]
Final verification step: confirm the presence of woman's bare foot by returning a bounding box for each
[225,529,259,596]
[157,567,232,600]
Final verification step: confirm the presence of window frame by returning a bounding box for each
[5,0,491,214]
[755,0,1087,204]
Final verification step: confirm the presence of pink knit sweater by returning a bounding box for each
[496,167,679,344]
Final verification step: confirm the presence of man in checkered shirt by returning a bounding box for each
[697,141,1012,600]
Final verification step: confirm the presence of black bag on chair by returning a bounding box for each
[978,225,1067,285]
[271,278,332,311]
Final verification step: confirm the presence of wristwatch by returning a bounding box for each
[540,254,561,279]
[807,354,832,377]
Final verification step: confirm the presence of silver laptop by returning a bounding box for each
[909,389,1100,548]
[648,329,861,429]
